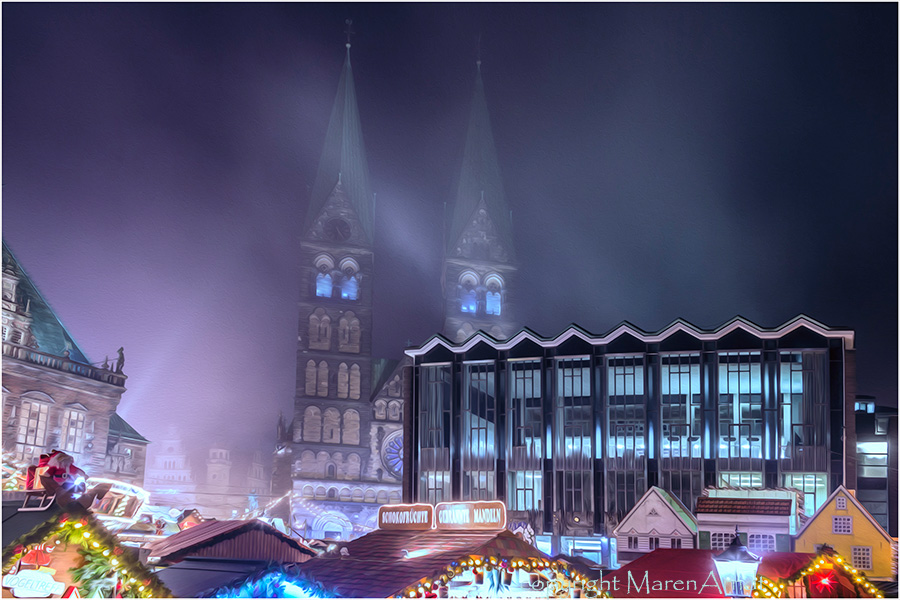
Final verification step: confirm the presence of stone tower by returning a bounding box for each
[442,62,518,342]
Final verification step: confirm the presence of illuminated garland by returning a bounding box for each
[2,510,171,598]
[397,554,593,598]
[751,548,883,599]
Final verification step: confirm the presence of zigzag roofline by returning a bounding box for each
[405,314,854,358]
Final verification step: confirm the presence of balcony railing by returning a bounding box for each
[2,343,126,387]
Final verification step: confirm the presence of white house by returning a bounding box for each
[613,486,698,564]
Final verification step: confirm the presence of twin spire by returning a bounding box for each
[306,35,512,257]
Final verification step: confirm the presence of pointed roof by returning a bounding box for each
[2,241,90,364]
[305,46,374,242]
[108,412,150,444]
[447,63,514,255]
[796,485,892,543]
[613,486,698,536]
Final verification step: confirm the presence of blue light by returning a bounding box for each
[341,275,358,300]
[316,273,332,298]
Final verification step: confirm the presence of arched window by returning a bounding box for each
[339,258,360,301]
[327,488,337,499]
[309,308,331,351]
[374,399,387,420]
[347,454,361,478]
[326,464,336,479]
[317,362,329,397]
[352,489,364,502]
[364,489,376,502]
[342,410,360,445]
[339,488,351,502]
[302,485,314,498]
[315,486,327,500]
[376,490,389,504]
[303,407,321,442]
[305,360,317,396]
[387,375,401,397]
[388,401,402,421]
[389,491,401,503]
[485,274,503,316]
[316,273,333,298]
[338,312,361,353]
[459,271,479,314]
[323,408,340,443]
[300,451,316,474]
[349,364,361,400]
[337,363,349,399]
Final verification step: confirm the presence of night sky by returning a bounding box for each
[3,4,897,460]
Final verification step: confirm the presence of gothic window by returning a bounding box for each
[338,312,361,353]
[327,488,337,499]
[339,258,360,301]
[302,485,314,498]
[323,408,340,443]
[308,308,331,351]
[342,410,360,445]
[315,486,326,500]
[374,400,387,420]
[337,363,350,399]
[349,364,361,399]
[60,408,86,454]
[314,254,335,298]
[303,407,322,443]
[485,274,503,316]
[305,360,317,396]
[376,490,389,504]
[387,400,401,421]
[317,361,329,397]
[364,489,376,502]
[315,273,333,298]
[326,464,336,479]
[352,489,363,502]
[347,453,361,478]
[340,488,351,501]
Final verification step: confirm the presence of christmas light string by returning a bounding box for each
[751,548,883,599]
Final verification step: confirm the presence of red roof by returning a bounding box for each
[147,519,313,564]
[696,497,793,516]
[757,552,816,581]
[296,528,551,598]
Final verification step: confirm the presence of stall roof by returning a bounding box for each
[147,518,314,565]
[155,557,271,598]
[606,549,725,598]
[295,528,549,598]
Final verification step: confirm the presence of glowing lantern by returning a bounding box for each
[713,531,761,598]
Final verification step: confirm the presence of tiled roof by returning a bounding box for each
[147,519,313,564]
[296,528,548,598]
[108,412,150,444]
[2,241,90,363]
[695,497,793,516]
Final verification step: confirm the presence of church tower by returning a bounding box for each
[442,61,518,342]
[284,40,384,541]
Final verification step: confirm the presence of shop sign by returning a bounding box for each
[435,501,506,531]
[378,503,433,530]
[3,570,66,598]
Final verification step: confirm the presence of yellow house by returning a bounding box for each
[795,485,896,580]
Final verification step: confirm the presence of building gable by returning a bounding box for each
[614,486,698,537]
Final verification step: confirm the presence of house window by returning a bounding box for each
[720,472,763,488]
[832,516,853,534]
[857,441,889,478]
[711,532,731,551]
[851,546,872,571]
[419,365,452,504]
[778,352,827,460]
[462,362,497,500]
[559,358,593,515]
[671,538,682,549]
[60,409,86,453]
[748,534,775,554]
[782,473,827,516]
[627,536,638,550]
[16,400,50,462]
[507,360,543,512]
[649,537,660,550]
[836,496,847,510]
[718,352,763,461]
[660,354,702,459]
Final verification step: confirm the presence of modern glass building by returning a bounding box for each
[403,315,856,560]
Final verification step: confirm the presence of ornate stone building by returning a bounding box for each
[1,241,149,486]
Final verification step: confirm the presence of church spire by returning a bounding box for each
[305,33,374,243]
[446,61,514,258]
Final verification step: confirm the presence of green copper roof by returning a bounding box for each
[305,47,374,242]
[108,412,150,444]
[447,64,514,254]
[2,241,90,364]
[654,486,698,532]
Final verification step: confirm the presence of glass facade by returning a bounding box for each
[409,318,850,548]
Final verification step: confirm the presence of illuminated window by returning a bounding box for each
[508,360,543,511]
[783,473,827,516]
[60,409,86,453]
[341,275,359,300]
[718,352,762,462]
[461,289,477,313]
[748,534,775,554]
[606,356,645,517]
[16,400,50,462]
[836,496,847,510]
[719,472,763,488]
[779,352,827,460]
[832,516,853,534]
[559,358,593,514]
[419,365,452,504]
[851,546,872,571]
[462,362,497,500]
[661,354,701,459]
[485,274,503,316]
[459,271,479,314]
[857,441,888,478]
[315,273,333,298]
